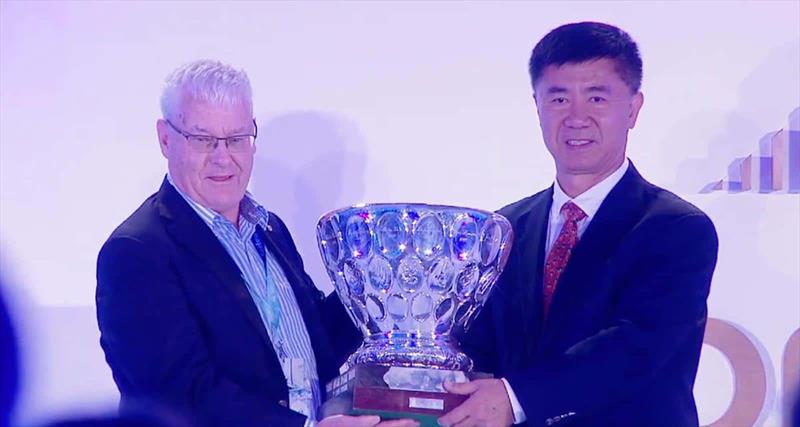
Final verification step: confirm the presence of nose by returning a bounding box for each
[207,140,234,165]
[563,100,591,128]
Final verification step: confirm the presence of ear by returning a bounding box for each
[627,91,644,129]
[156,119,170,158]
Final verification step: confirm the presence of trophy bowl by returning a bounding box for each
[316,203,513,423]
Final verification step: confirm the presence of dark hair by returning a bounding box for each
[528,21,643,93]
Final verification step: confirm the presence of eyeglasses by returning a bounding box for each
[165,119,257,153]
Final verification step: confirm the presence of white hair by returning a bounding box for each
[160,59,253,121]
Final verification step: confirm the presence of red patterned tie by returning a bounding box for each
[543,201,587,317]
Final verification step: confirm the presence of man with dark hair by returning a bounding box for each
[438,22,718,427]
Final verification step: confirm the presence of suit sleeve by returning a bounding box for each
[458,291,500,374]
[321,292,362,368]
[96,236,306,427]
[506,213,718,425]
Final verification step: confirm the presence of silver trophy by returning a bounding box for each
[317,204,513,423]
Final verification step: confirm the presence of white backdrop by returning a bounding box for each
[1,1,798,426]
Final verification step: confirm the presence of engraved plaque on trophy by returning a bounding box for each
[316,204,513,426]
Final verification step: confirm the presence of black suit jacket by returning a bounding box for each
[96,179,360,427]
[461,164,718,427]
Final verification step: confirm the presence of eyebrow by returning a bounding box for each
[188,125,251,135]
[542,85,613,95]
[187,126,212,135]
[586,85,611,93]
[544,86,568,95]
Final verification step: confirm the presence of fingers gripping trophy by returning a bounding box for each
[316,204,513,426]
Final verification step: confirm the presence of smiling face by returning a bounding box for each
[156,95,255,223]
[534,58,643,196]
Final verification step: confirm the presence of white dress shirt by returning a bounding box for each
[501,158,630,424]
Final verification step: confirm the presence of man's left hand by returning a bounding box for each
[437,379,514,427]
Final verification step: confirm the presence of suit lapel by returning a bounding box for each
[156,179,273,350]
[540,164,648,347]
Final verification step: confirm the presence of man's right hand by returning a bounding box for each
[317,414,420,427]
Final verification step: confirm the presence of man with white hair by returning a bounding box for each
[96,60,417,427]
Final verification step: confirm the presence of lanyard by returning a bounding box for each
[251,226,316,418]
[250,225,269,264]
[250,226,286,358]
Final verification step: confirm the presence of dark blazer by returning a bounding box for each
[96,179,360,427]
[461,164,718,427]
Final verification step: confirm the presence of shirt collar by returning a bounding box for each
[551,158,629,221]
[166,173,269,231]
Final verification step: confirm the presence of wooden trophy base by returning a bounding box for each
[322,364,491,427]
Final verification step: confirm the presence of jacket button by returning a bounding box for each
[278,399,288,407]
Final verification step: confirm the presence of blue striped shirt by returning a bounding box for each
[166,175,320,420]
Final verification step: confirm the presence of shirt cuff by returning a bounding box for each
[501,377,527,424]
